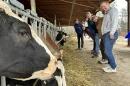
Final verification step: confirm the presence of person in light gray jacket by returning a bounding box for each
[100,1,119,73]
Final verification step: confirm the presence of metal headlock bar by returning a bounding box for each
[2,0,60,41]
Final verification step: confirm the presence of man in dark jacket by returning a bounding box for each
[74,19,84,49]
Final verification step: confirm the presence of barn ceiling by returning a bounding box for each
[18,0,113,26]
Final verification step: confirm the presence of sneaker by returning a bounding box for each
[102,64,111,70]
[98,59,108,64]
[103,67,117,73]
[91,54,98,58]
[80,48,83,50]
[76,48,80,50]
[91,50,95,54]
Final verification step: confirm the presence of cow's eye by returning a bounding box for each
[19,31,31,40]
[20,31,27,36]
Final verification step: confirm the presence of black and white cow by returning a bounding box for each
[0,1,66,86]
[55,31,68,59]
[56,31,68,47]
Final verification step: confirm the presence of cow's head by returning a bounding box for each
[0,10,56,79]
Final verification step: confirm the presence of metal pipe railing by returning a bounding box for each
[4,0,60,44]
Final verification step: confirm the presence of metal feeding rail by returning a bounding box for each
[2,0,60,42]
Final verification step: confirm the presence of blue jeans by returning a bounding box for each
[100,39,108,60]
[94,33,100,54]
[103,32,118,69]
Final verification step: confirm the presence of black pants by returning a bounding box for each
[77,34,84,49]
[100,38,108,60]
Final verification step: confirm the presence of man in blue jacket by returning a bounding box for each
[74,19,84,49]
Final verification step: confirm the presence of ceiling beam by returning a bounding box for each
[69,0,76,25]
[31,0,101,25]
[59,0,94,9]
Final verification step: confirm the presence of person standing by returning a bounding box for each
[96,12,108,64]
[85,12,95,40]
[84,12,97,53]
[91,16,100,58]
[100,1,119,73]
[74,19,84,49]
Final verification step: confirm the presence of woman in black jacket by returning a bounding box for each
[74,19,84,49]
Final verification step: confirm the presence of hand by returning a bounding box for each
[110,33,114,39]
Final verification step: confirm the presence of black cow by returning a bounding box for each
[0,9,66,86]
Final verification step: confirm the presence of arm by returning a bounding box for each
[74,25,78,34]
[110,8,119,36]
[81,24,84,32]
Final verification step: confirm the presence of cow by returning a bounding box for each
[55,31,67,46]
[0,1,66,86]
[56,31,68,47]
[55,31,68,59]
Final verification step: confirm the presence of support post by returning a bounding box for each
[44,22,47,40]
[38,22,42,37]
[59,22,61,30]
[32,20,37,34]
[69,0,76,25]
[128,0,130,46]
[54,15,57,26]
[1,76,6,86]
[30,0,36,13]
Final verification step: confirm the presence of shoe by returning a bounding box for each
[102,64,111,70]
[93,52,99,56]
[76,48,80,50]
[91,55,98,58]
[91,50,95,54]
[102,67,117,73]
[80,48,83,50]
[91,55,96,58]
[98,59,108,64]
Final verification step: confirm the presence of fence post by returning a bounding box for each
[1,76,6,86]
[52,25,55,41]
[44,22,47,40]
[48,23,51,36]
[38,21,42,37]
[32,20,37,34]
[22,16,28,23]
[15,11,19,16]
